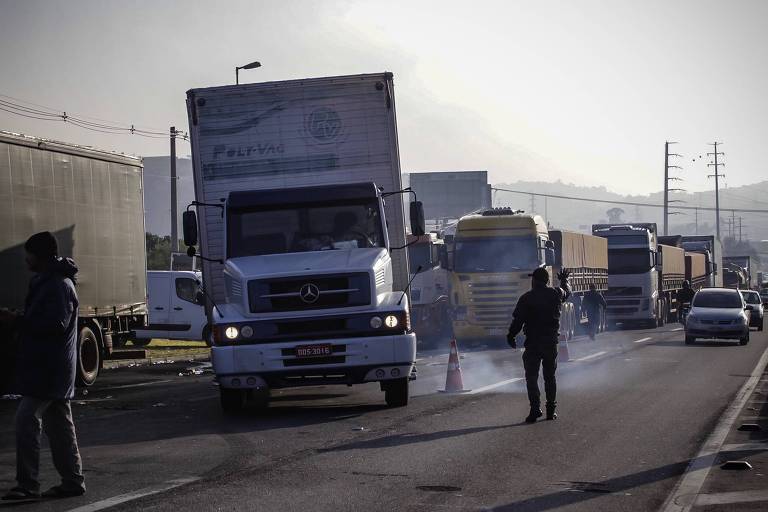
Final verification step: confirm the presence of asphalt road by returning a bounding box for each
[1,323,766,512]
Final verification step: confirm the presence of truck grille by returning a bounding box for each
[466,282,518,326]
[249,273,370,313]
[606,287,642,296]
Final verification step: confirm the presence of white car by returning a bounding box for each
[741,290,764,331]
[685,288,750,345]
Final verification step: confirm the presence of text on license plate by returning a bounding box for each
[296,344,333,357]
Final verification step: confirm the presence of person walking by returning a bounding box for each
[582,284,607,340]
[0,232,85,501]
[507,267,571,423]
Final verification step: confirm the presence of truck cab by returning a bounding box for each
[185,182,422,412]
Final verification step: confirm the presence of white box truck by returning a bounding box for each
[183,72,423,412]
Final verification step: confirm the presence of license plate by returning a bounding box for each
[295,344,332,357]
[488,328,507,336]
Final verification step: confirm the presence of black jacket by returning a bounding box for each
[678,287,695,304]
[508,279,571,347]
[15,258,79,400]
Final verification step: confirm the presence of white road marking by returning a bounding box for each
[660,344,768,512]
[672,327,684,331]
[573,351,607,362]
[721,442,768,452]
[468,378,524,394]
[64,477,199,512]
[98,379,174,391]
[695,489,768,506]
[633,337,653,344]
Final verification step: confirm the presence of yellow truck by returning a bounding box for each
[450,208,608,343]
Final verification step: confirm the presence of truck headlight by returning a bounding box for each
[370,316,383,329]
[240,325,254,338]
[384,315,399,328]
[225,326,239,340]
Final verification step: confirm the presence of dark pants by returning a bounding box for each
[586,308,600,339]
[15,397,85,494]
[522,344,558,408]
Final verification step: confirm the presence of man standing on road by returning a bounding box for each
[582,284,607,340]
[0,232,85,501]
[677,280,695,322]
[507,267,571,423]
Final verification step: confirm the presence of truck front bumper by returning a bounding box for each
[212,333,416,390]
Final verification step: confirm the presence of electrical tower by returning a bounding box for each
[663,141,684,235]
[707,142,725,240]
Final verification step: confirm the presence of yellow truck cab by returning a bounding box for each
[450,208,553,341]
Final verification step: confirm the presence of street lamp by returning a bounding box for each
[235,61,261,84]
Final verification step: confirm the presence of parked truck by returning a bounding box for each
[407,233,451,345]
[724,256,758,289]
[183,72,423,412]
[450,208,608,343]
[0,131,147,388]
[592,223,685,328]
[680,235,723,288]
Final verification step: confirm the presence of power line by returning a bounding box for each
[491,186,768,214]
[0,94,188,141]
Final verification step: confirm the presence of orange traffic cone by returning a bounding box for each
[441,339,470,393]
[558,331,571,362]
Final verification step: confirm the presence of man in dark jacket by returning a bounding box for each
[0,232,85,500]
[507,267,571,423]
[582,284,608,340]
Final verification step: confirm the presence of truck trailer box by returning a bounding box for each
[685,252,707,288]
[659,244,686,280]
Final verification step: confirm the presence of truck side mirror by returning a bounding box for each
[410,201,426,237]
[195,290,205,306]
[545,248,555,266]
[655,251,663,268]
[183,211,198,247]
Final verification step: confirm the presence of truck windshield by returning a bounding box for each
[454,237,538,272]
[607,248,653,274]
[408,244,432,271]
[227,200,384,257]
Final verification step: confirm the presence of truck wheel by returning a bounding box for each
[249,389,270,410]
[384,378,409,407]
[77,326,101,387]
[685,335,695,345]
[220,389,246,414]
[739,334,749,346]
[131,338,152,347]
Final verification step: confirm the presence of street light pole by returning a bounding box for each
[235,60,262,84]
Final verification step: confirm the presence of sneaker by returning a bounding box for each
[42,485,85,498]
[546,403,557,420]
[525,407,543,423]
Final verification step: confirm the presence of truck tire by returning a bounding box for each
[685,335,695,345]
[220,388,246,414]
[131,338,152,347]
[739,334,749,346]
[76,326,101,387]
[384,378,409,407]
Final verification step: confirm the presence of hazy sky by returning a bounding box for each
[1,0,766,195]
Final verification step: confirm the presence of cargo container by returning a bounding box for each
[0,131,147,387]
[685,252,708,290]
[680,236,723,287]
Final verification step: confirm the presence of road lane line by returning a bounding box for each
[98,379,174,391]
[695,489,768,506]
[64,477,200,512]
[672,327,684,331]
[469,378,524,394]
[661,343,768,512]
[573,351,607,362]
[633,337,652,344]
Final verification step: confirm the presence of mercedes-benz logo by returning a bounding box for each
[299,283,320,304]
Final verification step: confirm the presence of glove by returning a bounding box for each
[507,333,517,349]
[557,269,571,282]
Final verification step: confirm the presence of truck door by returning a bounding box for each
[168,273,206,340]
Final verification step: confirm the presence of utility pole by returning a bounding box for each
[707,142,725,240]
[694,207,699,235]
[738,217,743,242]
[663,141,683,235]
[170,126,178,253]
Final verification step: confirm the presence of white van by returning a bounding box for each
[132,271,210,346]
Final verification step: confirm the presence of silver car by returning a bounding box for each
[685,288,750,345]
[740,290,764,331]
